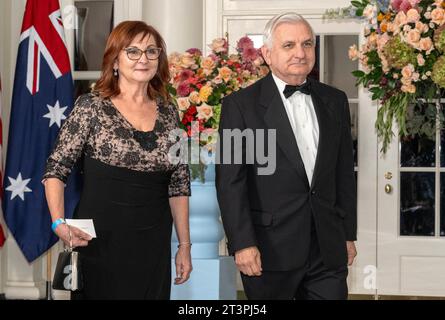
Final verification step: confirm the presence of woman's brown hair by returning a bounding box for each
[94,21,170,101]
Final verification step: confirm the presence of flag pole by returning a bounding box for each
[45,249,53,300]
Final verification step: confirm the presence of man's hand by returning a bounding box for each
[346,241,357,266]
[235,246,262,276]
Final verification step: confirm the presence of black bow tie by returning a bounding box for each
[283,82,311,98]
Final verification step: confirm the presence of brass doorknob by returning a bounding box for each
[385,184,392,194]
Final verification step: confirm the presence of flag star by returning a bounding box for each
[5,173,32,201]
[43,100,68,128]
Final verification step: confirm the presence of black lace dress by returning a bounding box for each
[43,92,190,300]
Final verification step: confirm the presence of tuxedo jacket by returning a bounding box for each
[215,73,357,271]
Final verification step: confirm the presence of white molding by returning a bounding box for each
[73,71,101,80]
[60,0,75,73]
[4,282,44,300]
[203,0,222,55]
[114,0,143,24]
[3,238,46,300]
[222,0,351,12]
[127,0,143,20]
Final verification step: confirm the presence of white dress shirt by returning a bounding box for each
[272,73,319,184]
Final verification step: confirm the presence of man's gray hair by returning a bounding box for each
[263,12,316,48]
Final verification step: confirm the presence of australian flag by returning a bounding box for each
[3,0,80,262]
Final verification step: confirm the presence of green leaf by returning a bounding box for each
[352,70,365,78]
[351,1,363,8]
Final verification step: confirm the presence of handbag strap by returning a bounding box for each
[67,225,73,252]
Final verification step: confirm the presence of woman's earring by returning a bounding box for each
[113,68,118,77]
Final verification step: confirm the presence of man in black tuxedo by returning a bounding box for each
[216,12,357,300]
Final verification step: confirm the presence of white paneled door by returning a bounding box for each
[377,116,445,297]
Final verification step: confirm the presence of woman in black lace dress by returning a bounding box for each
[43,21,192,299]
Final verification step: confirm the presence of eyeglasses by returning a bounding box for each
[123,46,162,61]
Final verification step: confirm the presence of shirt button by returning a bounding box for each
[311,190,316,195]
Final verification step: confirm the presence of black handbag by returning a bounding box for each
[52,247,83,291]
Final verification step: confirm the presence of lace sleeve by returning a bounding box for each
[43,94,95,183]
[168,164,191,197]
[167,103,191,197]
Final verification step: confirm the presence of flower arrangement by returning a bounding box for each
[328,0,445,152]
[168,36,269,180]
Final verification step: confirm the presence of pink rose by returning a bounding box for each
[401,64,414,79]
[391,0,403,11]
[180,53,196,68]
[395,11,408,27]
[196,103,214,121]
[253,56,264,67]
[400,1,412,13]
[188,91,201,105]
[417,54,426,66]
[406,29,421,45]
[237,36,254,51]
[419,37,433,53]
[177,82,191,97]
[210,38,228,53]
[348,44,359,61]
[186,48,202,56]
[431,8,445,25]
[243,47,259,61]
[406,8,420,23]
[179,69,194,82]
[177,97,191,111]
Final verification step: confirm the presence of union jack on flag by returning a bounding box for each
[3,0,81,262]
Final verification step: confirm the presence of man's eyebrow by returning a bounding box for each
[281,39,313,45]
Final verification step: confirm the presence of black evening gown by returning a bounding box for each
[43,93,191,300]
[71,157,173,299]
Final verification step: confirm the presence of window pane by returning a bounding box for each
[400,136,435,167]
[74,0,114,71]
[74,80,96,99]
[247,34,263,48]
[441,173,445,236]
[400,172,435,236]
[441,130,445,167]
[324,35,359,99]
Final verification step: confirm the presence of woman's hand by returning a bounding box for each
[174,245,192,285]
[55,224,92,248]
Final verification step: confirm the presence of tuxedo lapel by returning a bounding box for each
[309,78,338,189]
[260,74,309,187]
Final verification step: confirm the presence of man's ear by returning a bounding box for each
[261,45,271,66]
